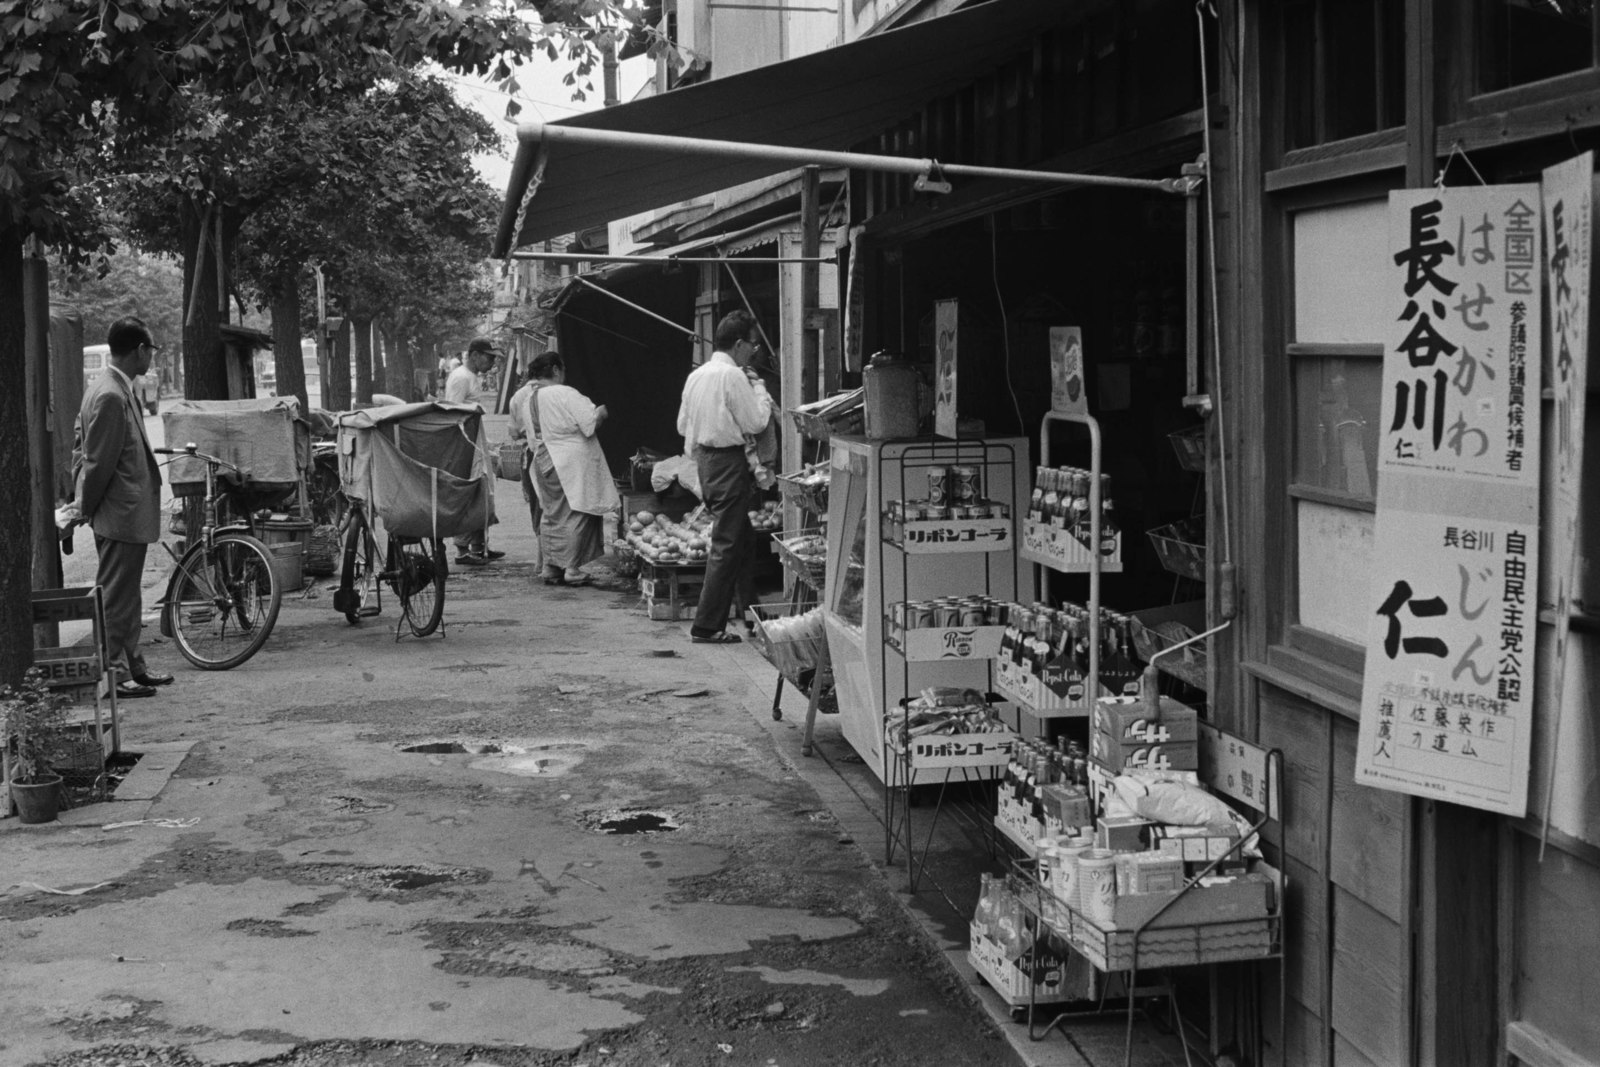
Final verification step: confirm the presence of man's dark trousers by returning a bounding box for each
[95,533,149,678]
[692,446,753,636]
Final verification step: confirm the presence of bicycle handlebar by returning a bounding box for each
[152,443,247,478]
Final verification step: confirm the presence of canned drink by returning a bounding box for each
[887,500,904,523]
[966,502,991,519]
[960,603,988,627]
[890,601,907,631]
[924,505,951,521]
[903,502,925,522]
[927,466,950,504]
[947,504,970,520]
[936,603,962,627]
[911,602,937,628]
[953,465,981,503]
[991,502,1010,520]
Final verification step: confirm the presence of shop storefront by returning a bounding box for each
[496,2,1600,1064]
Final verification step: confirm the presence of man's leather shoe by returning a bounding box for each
[115,680,157,699]
[484,549,506,560]
[132,671,174,687]
[456,553,488,566]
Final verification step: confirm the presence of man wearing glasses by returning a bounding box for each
[677,310,774,644]
[74,317,170,698]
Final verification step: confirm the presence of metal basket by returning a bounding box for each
[1129,616,1209,690]
[773,528,828,590]
[747,604,829,692]
[304,524,341,577]
[494,442,525,482]
[1147,519,1207,582]
[777,469,830,516]
[1168,425,1206,472]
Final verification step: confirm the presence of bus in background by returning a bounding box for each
[83,343,160,415]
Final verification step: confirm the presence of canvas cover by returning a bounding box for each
[162,397,310,489]
[337,402,495,539]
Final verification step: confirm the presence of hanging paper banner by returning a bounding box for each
[1355,185,1544,817]
[1050,326,1087,416]
[1538,153,1593,839]
[934,298,959,438]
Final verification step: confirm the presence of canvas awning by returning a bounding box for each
[495,0,1121,257]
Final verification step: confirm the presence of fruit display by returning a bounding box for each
[625,508,713,563]
[749,500,783,532]
[778,461,830,515]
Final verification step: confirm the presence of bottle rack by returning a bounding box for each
[1009,410,1116,719]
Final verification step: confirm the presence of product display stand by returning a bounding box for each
[1009,410,1121,719]
[877,438,1023,890]
[1004,728,1286,1067]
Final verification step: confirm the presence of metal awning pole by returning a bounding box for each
[519,121,1196,195]
[513,251,828,264]
[571,276,711,346]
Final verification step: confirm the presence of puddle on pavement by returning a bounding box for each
[592,808,680,835]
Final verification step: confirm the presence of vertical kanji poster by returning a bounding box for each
[1355,186,1543,816]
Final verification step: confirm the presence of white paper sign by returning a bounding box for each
[1355,186,1543,817]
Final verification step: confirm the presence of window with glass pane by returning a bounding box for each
[1292,356,1382,502]
[1478,0,1595,94]
[1288,199,1390,651]
[1283,0,1406,150]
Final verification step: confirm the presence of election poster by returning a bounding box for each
[1355,185,1543,816]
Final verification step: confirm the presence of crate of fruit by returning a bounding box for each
[624,507,712,564]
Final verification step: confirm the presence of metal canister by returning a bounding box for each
[953,465,981,504]
[936,601,962,627]
[927,466,950,505]
[911,601,937,628]
[960,600,988,626]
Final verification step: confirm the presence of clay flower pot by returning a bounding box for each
[10,774,64,825]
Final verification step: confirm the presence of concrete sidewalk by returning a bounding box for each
[4,436,1194,1067]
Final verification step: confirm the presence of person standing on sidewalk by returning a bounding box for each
[446,338,504,567]
[677,310,774,644]
[73,316,169,699]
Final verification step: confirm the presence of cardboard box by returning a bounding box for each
[1093,696,1200,742]
[1041,783,1093,828]
[1096,814,1157,851]
[1103,874,1272,932]
[1090,729,1200,772]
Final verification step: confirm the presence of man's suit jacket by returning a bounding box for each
[76,369,162,544]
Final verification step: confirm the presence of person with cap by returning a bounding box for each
[446,339,505,566]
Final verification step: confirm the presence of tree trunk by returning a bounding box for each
[269,277,307,413]
[0,227,34,684]
[179,198,229,400]
[327,319,352,411]
[352,316,374,406]
[382,321,417,401]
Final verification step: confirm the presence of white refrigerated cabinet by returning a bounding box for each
[821,435,1035,785]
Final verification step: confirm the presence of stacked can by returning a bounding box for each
[898,595,998,628]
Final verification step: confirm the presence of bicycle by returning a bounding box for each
[152,444,284,670]
[333,498,446,639]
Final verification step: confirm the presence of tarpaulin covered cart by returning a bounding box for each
[332,401,496,638]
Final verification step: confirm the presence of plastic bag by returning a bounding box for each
[1113,776,1235,827]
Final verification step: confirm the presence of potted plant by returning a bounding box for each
[2,668,70,824]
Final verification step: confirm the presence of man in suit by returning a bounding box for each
[75,317,170,698]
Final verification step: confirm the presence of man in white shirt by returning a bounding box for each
[676,310,774,643]
[446,339,504,565]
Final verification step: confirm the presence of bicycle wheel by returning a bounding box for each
[391,536,446,637]
[166,533,282,670]
[338,509,381,624]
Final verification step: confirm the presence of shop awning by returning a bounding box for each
[494,0,1086,257]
